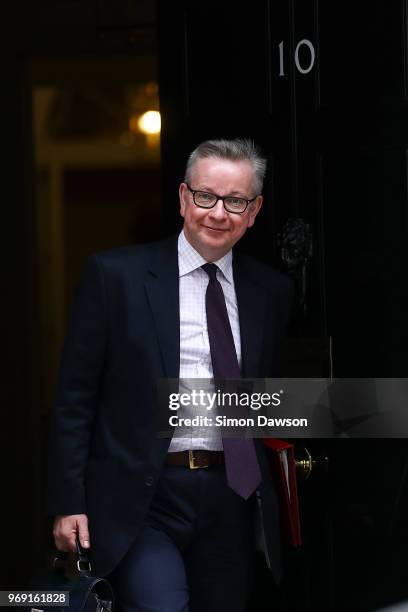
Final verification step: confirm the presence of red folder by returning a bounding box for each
[262,438,302,547]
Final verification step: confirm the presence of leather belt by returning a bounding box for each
[165,450,224,470]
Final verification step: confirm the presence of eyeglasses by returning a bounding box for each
[185,183,258,214]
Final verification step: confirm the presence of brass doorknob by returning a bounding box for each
[295,447,329,480]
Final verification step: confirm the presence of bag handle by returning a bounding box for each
[52,536,92,575]
[75,536,92,575]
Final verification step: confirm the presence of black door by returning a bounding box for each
[158,2,408,610]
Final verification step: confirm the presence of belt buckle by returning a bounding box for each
[188,450,209,469]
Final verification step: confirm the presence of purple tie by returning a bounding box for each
[202,263,261,499]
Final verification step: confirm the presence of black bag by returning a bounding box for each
[28,539,114,612]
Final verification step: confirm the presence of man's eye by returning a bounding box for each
[226,198,245,207]
[199,192,214,201]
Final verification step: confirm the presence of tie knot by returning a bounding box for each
[201,263,218,282]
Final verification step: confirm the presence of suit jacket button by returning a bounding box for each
[145,476,154,486]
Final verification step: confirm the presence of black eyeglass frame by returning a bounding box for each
[185,183,259,214]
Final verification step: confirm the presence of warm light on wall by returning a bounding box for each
[136,110,161,135]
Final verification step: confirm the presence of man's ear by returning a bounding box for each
[179,183,188,218]
[247,195,263,228]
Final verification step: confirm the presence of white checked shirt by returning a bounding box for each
[168,230,242,452]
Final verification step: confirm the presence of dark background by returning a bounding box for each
[2,1,408,610]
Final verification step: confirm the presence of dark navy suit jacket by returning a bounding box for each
[47,234,293,582]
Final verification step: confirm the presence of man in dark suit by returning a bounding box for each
[47,138,293,611]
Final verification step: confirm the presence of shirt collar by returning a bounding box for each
[178,230,233,284]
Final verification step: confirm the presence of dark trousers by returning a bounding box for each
[109,464,256,612]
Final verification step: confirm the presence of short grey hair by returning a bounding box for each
[184,138,267,195]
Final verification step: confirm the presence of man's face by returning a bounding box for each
[179,157,263,262]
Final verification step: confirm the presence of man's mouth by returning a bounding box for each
[202,225,228,233]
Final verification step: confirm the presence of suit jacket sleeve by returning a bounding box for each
[46,254,108,516]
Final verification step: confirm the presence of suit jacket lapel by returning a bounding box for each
[144,237,268,379]
[233,254,269,377]
[144,236,180,378]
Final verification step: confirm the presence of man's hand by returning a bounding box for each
[53,514,90,552]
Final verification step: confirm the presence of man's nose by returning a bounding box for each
[208,198,227,220]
